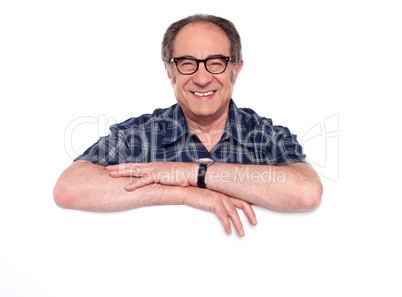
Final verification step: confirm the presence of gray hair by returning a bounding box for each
[161,14,242,66]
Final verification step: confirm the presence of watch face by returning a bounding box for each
[198,158,214,165]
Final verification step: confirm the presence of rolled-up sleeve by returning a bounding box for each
[74,128,132,166]
[267,125,306,165]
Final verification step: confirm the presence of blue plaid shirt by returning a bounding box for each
[75,100,306,166]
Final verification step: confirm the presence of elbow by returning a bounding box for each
[297,179,323,211]
[53,177,78,209]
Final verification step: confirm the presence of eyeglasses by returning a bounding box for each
[170,56,232,75]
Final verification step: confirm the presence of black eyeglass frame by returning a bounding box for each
[169,56,232,75]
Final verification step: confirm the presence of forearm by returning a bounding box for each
[54,161,258,236]
[203,162,323,211]
[106,161,323,212]
[53,161,184,211]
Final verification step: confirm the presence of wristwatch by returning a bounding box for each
[196,158,215,188]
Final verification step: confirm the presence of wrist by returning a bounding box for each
[196,158,215,188]
[189,162,199,187]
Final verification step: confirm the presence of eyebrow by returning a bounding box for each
[175,54,227,59]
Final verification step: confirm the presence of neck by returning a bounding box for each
[187,114,227,134]
[185,111,228,152]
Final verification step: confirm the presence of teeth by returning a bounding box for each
[194,91,214,97]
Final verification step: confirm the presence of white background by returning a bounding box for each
[1,0,401,296]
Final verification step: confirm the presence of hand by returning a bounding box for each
[106,162,258,236]
[106,162,197,191]
[183,187,258,237]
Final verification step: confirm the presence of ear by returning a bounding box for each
[164,62,171,78]
[231,60,244,84]
[234,60,244,79]
[164,62,175,85]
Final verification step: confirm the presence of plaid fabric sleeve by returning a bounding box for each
[268,125,306,165]
[74,128,132,166]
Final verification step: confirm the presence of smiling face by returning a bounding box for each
[166,22,243,126]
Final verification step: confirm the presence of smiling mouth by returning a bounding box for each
[191,91,215,97]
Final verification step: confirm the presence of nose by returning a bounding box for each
[192,62,213,86]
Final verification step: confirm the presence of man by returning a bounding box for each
[54,14,322,237]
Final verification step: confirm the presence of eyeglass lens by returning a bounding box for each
[177,57,227,74]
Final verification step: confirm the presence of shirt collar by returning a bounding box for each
[222,99,257,150]
[159,99,257,149]
[159,103,190,146]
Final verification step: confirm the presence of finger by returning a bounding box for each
[105,163,134,172]
[230,198,258,226]
[124,177,154,191]
[105,164,119,171]
[221,198,245,237]
[106,163,149,175]
[213,206,232,235]
[109,170,140,178]
[124,171,155,191]
[108,165,144,178]
[184,193,232,235]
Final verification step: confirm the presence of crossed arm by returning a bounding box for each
[54,160,322,236]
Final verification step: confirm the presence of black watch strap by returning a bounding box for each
[197,163,208,188]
